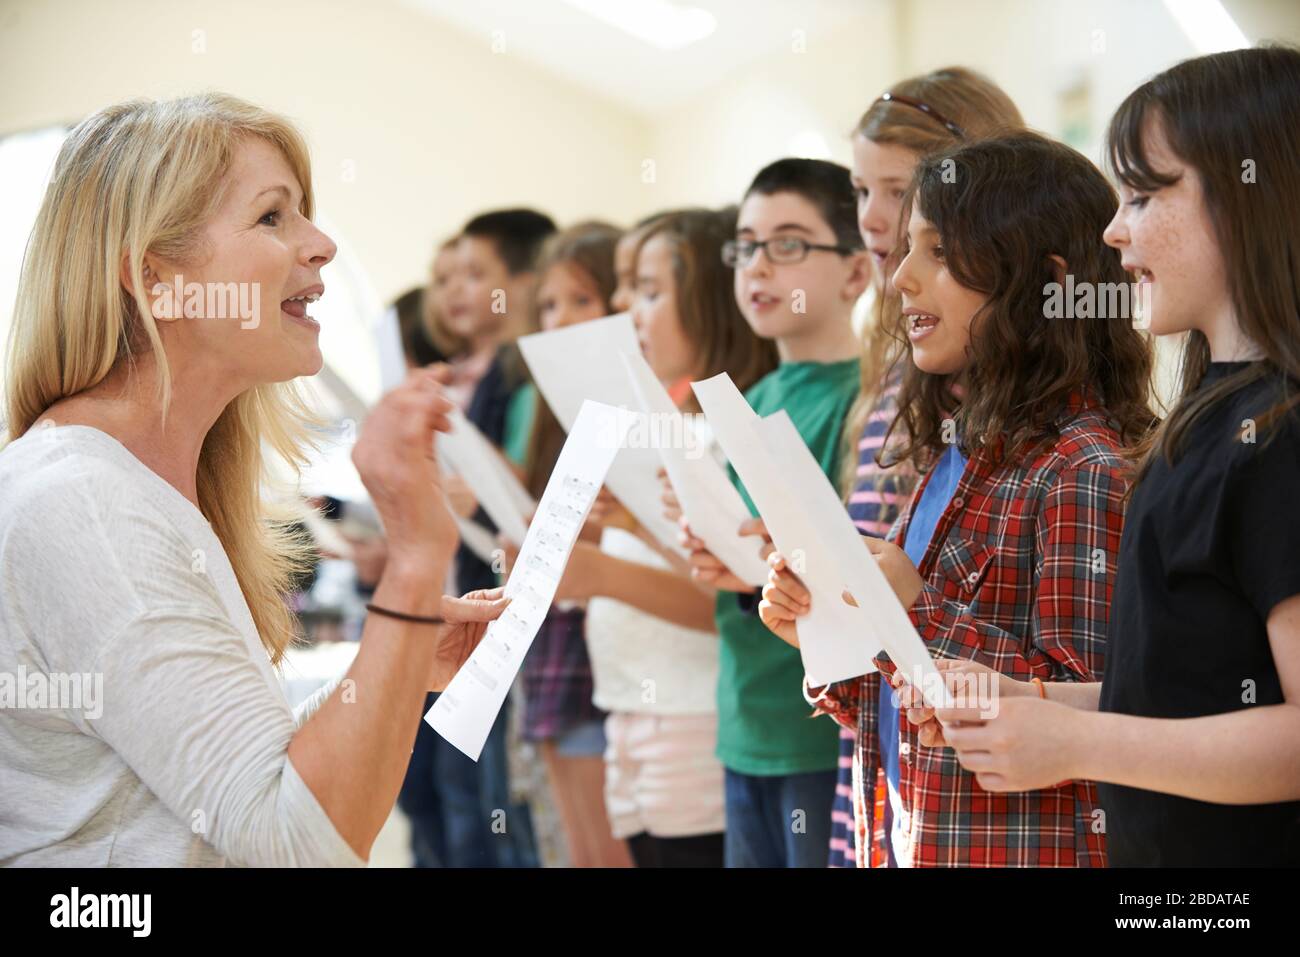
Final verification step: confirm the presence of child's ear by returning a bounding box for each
[842,249,872,302]
[1047,254,1068,286]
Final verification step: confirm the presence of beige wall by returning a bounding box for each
[643,0,1299,202]
[894,0,1197,157]
[0,0,652,308]
[644,4,900,210]
[4,0,1297,405]
[6,0,1298,299]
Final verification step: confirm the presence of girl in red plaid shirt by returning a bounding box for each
[761,131,1156,866]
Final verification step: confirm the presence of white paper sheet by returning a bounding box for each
[619,351,768,586]
[374,304,408,394]
[692,373,878,686]
[436,407,536,546]
[426,400,634,760]
[755,411,953,708]
[517,314,683,555]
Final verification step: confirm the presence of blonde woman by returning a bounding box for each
[0,94,505,866]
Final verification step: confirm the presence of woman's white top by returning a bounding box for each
[584,526,718,715]
[0,425,362,867]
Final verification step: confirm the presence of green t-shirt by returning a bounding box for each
[503,383,537,468]
[715,357,860,776]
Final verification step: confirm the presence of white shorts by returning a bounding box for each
[602,711,726,839]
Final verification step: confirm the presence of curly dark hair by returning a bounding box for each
[885,130,1156,471]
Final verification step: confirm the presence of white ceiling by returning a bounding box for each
[400,0,874,116]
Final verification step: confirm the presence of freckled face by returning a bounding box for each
[1103,117,1232,338]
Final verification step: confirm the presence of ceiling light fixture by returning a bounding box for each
[1161,0,1250,53]
[560,0,717,51]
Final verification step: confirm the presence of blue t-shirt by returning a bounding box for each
[880,442,967,865]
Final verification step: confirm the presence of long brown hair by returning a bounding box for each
[1107,45,1300,482]
[839,67,1024,493]
[522,221,622,498]
[885,131,1156,470]
[634,207,778,409]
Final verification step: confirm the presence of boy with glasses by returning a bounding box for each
[681,158,870,867]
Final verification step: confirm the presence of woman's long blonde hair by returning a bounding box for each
[3,92,322,666]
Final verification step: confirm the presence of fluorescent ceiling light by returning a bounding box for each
[1162,0,1249,53]
[560,0,717,50]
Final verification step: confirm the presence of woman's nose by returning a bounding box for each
[303,222,337,267]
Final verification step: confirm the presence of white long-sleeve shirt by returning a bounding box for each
[0,424,363,867]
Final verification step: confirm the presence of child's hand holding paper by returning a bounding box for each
[758,550,811,648]
[761,536,927,654]
[657,468,682,525]
[893,658,1035,749]
[680,515,771,593]
[862,536,926,610]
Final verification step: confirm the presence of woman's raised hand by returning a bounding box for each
[353,367,458,576]
[429,588,511,691]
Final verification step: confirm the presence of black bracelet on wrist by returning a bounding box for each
[365,603,446,625]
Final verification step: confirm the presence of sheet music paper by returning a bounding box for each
[374,304,407,394]
[437,406,536,546]
[755,410,953,708]
[517,314,683,556]
[692,373,877,686]
[426,400,634,759]
[619,350,768,586]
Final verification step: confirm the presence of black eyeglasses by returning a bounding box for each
[722,236,859,268]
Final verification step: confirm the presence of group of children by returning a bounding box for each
[390,45,1300,868]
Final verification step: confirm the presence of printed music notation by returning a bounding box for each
[479,577,548,663]
[426,402,633,761]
